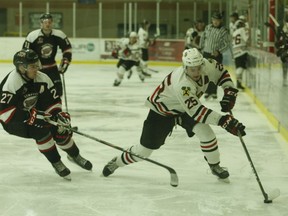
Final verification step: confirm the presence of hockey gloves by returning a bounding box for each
[123,47,131,57]
[58,58,70,74]
[56,112,71,134]
[218,115,246,137]
[25,108,51,128]
[220,87,238,112]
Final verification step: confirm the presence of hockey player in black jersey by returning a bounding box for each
[0,49,92,180]
[22,13,72,97]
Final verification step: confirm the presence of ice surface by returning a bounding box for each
[0,63,288,216]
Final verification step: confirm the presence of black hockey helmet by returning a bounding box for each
[40,13,53,21]
[212,11,223,19]
[13,49,39,70]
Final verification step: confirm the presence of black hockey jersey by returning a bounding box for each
[22,29,72,66]
[0,70,62,126]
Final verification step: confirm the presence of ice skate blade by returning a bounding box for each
[63,174,72,181]
[218,177,230,183]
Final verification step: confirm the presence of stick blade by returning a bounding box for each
[170,172,179,187]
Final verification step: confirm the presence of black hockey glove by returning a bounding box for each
[218,115,246,137]
[111,48,119,58]
[56,112,71,134]
[220,87,238,112]
[58,58,70,74]
[25,108,51,128]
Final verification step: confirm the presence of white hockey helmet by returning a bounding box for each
[182,48,204,67]
[129,31,138,38]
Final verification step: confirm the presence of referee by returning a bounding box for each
[200,11,230,99]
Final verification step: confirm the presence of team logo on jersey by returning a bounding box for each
[181,86,191,96]
[41,44,53,58]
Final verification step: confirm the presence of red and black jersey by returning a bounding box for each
[0,70,62,126]
[22,29,72,67]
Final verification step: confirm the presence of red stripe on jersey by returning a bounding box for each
[37,135,53,145]
[39,145,57,153]
[0,106,16,124]
[150,85,161,102]
[125,152,134,163]
[196,107,207,122]
[201,140,217,149]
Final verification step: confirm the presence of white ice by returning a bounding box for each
[0,63,288,216]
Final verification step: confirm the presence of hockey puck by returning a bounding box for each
[264,199,273,204]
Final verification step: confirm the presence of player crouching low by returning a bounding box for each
[102,48,246,182]
[0,49,92,180]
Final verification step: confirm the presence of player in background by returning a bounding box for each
[0,49,92,180]
[184,19,205,50]
[232,20,249,90]
[102,48,246,182]
[200,12,230,100]
[229,12,239,36]
[275,17,288,87]
[138,19,155,77]
[112,31,146,87]
[22,13,72,97]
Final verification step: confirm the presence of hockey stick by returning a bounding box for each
[47,119,179,187]
[61,74,78,131]
[229,111,280,203]
[61,74,69,113]
[148,68,159,73]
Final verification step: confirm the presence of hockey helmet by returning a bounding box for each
[182,48,204,67]
[13,49,39,70]
[40,13,53,21]
[235,20,245,29]
[129,31,138,38]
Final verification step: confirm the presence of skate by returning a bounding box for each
[67,154,93,171]
[142,71,152,77]
[113,79,121,86]
[209,163,230,183]
[102,157,119,177]
[52,160,71,180]
[127,70,133,79]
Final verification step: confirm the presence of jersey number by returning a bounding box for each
[1,93,13,104]
[185,97,198,109]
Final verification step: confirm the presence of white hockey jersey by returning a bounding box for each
[232,27,249,58]
[138,27,149,48]
[145,58,235,126]
[118,38,142,61]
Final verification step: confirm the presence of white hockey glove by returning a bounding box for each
[56,112,71,134]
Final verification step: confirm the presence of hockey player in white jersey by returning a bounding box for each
[113,32,146,86]
[232,20,249,89]
[103,48,246,182]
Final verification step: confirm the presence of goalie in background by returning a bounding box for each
[112,32,146,87]
[102,48,246,182]
[22,13,72,97]
[0,49,92,180]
